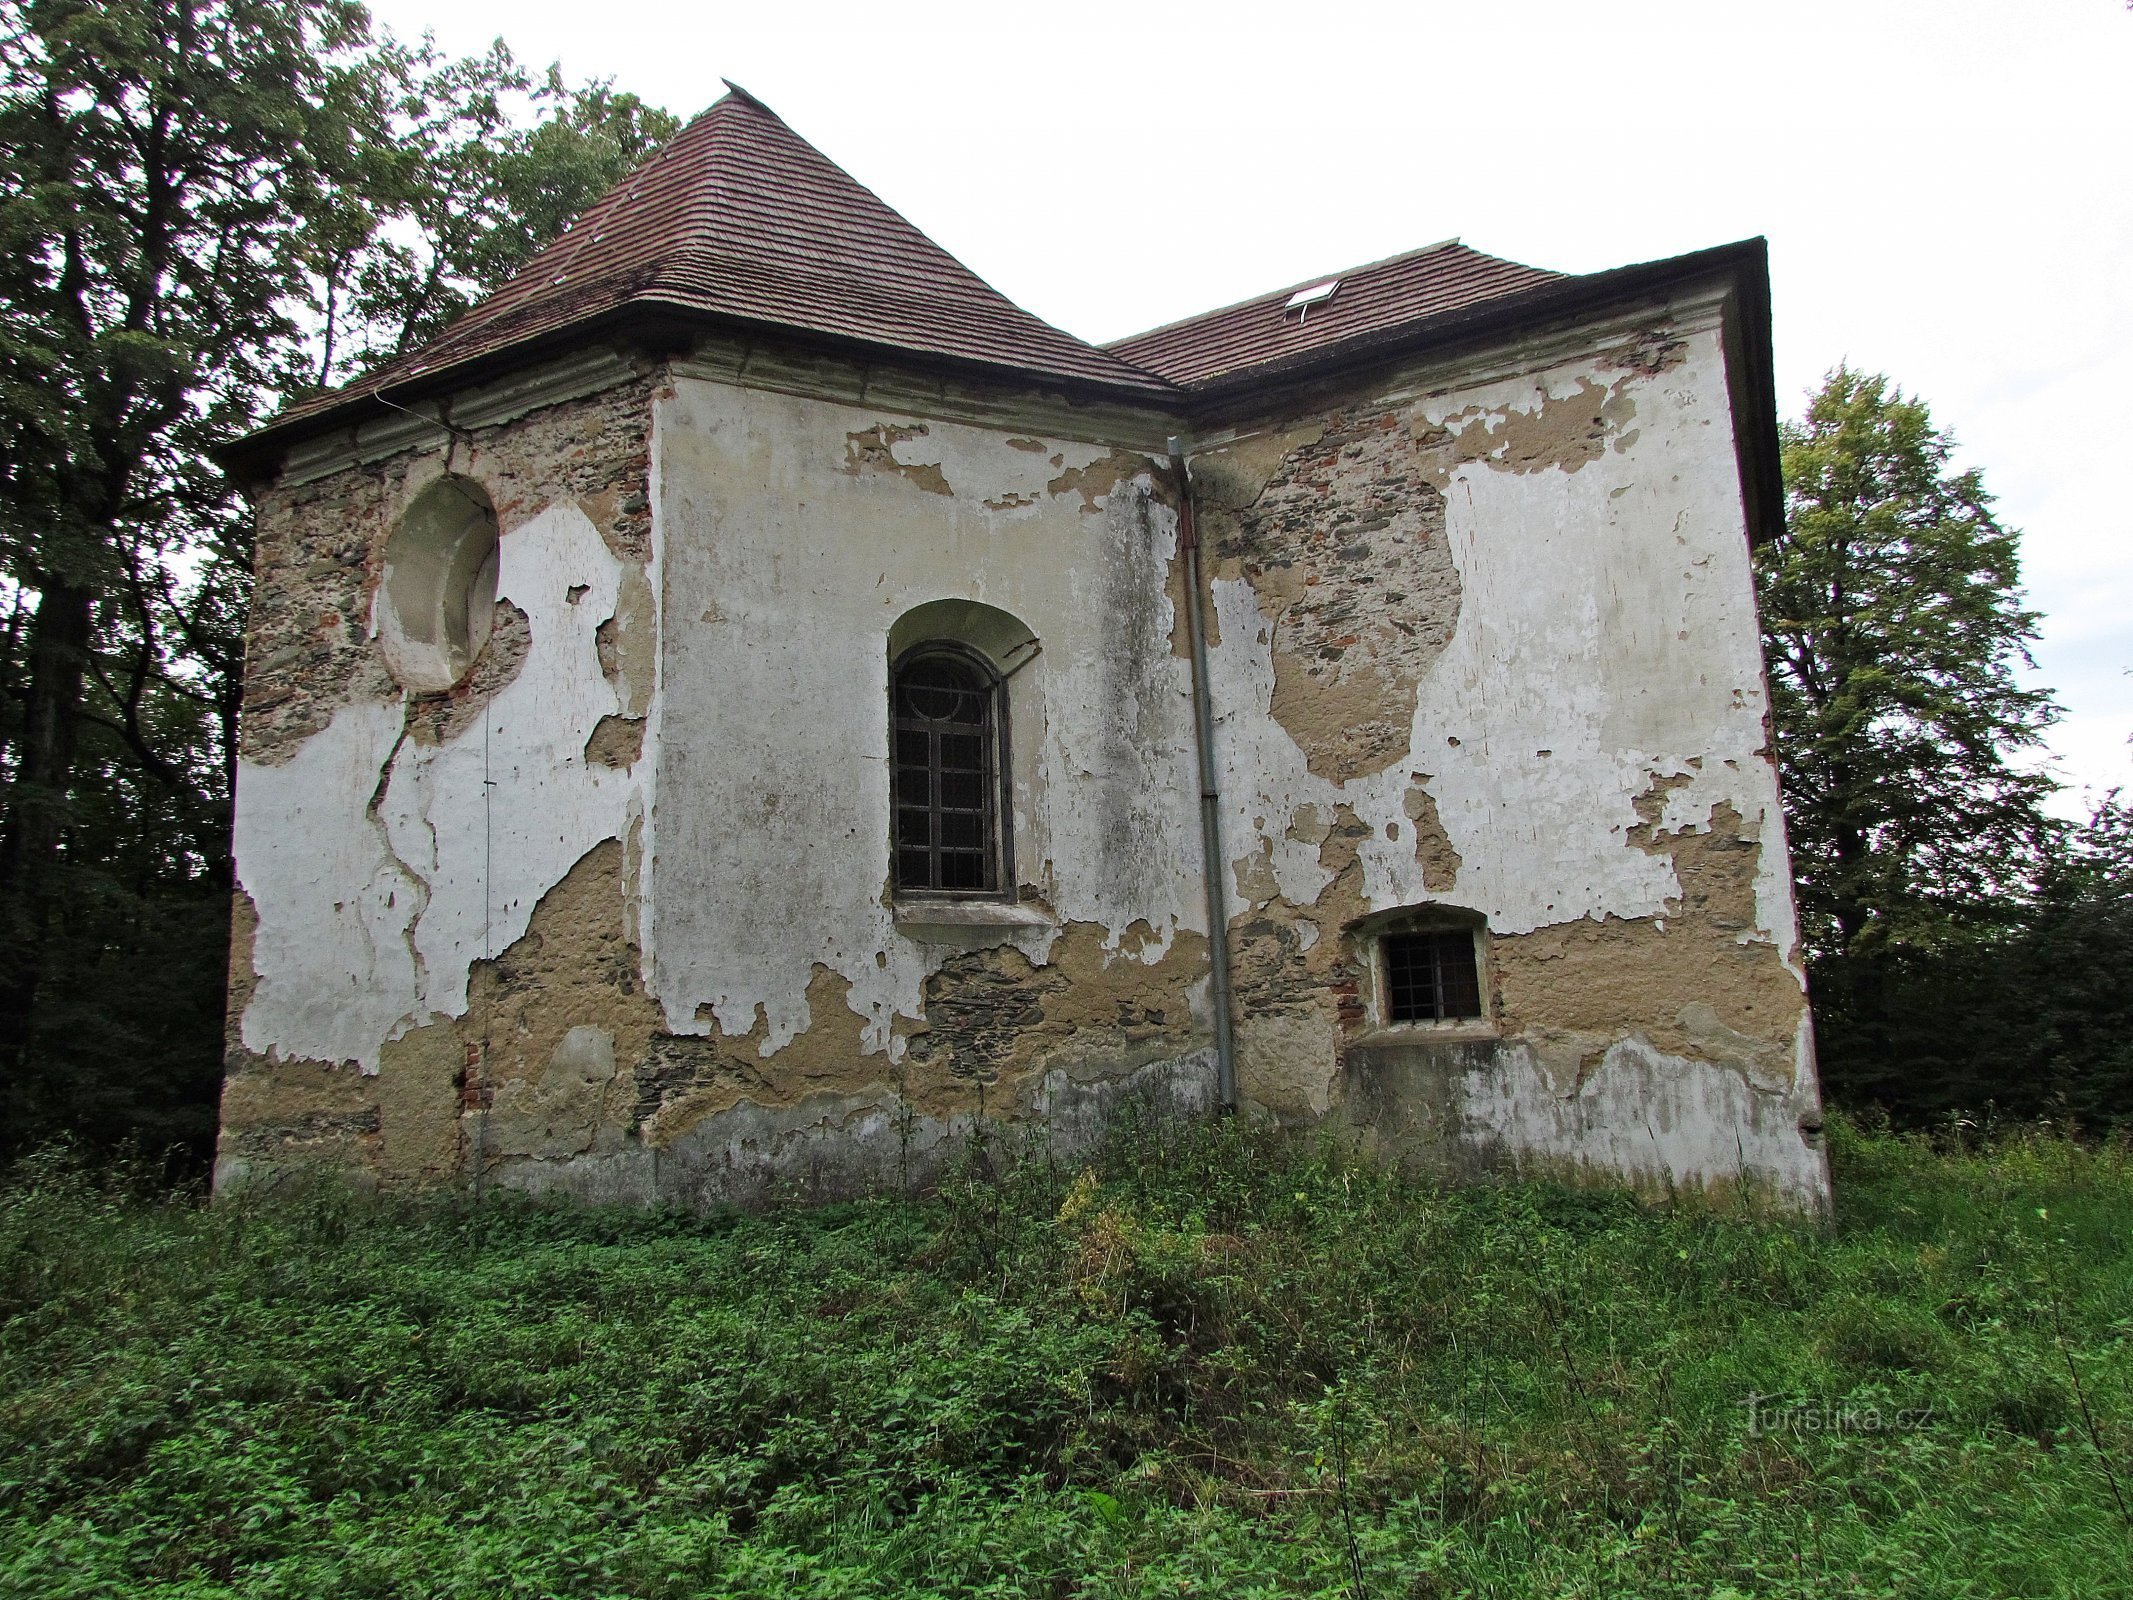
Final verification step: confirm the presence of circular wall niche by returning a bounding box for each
[378,476,501,693]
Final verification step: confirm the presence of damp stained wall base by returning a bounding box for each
[483,1048,1220,1210]
[1337,1034,1829,1214]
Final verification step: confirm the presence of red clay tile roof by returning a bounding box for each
[1105,242,1563,390]
[237,88,1769,481]
[262,84,1178,439]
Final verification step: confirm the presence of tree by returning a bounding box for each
[0,0,392,1118]
[305,44,676,390]
[0,0,675,1161]
[1861,796,2133,1128]
[1756,367,2062,1106]
[2014,795,2133,1125]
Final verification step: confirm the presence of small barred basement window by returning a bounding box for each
[1382,929,1484,1023]
[892,645,1009,895]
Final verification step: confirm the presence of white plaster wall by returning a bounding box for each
[1461,1037,1827,1212]
[234,499,647,1070]
[234,698,422,1070]
[1195,310,1822,1201]
[645,378,1204,1058]
[1203,317,1802,974]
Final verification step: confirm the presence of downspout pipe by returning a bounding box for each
[1168,436,1239,1114]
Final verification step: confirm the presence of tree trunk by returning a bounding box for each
[0,578,96,1070]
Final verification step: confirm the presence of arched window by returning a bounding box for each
[892,644,1009,895]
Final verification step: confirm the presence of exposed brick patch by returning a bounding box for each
[843,423,951,496]
[1212,410,1461,783]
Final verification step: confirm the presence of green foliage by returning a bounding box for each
[1754,367,2126,1124]
[1855,797,2133,1127]
[0,0,387,1158]
[302,42,678,390]
[3,1120,2129,1596]
[1759,366,2060,964]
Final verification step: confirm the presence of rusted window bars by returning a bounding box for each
[1383,930,1483,1023]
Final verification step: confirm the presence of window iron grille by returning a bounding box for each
[1382,929,1483,1023]
[892,649,1005,894]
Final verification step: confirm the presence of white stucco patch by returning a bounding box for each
[233,500,648,1069]
[1206,578,1341,911]
[380,502,643,1015]
[648,378,1203,1057]
[236,700,420,1070]
[1202,321,1800,963]
[872,420,1094,510]
[1461,1035,1827,1212]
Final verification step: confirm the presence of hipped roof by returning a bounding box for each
[1108,241,1561,389]
[246,84,1174,452]
[227,84,1778,524]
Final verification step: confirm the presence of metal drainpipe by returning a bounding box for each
[1168,436,1239,1113]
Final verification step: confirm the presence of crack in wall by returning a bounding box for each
[236,499,651,1068]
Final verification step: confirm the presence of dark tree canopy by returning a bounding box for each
[1757,368,2132,1126]
[1859,796,2133,1128]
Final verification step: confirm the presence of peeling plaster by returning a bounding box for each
[647,378,1204,1061]
[1194,316,1823,1205]
[234,501,650,1068]
[383,504,644,1019]
[225,303,1826,1213]
[1201,322,1799,960]
[234,699,421,1070]
[498,1047,1219,1211]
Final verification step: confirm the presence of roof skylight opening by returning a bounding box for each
[1285,279,1340,323]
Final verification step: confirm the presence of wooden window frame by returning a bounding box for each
[890,641,1014,900]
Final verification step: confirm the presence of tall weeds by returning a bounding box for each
[1,1115,2127,1597]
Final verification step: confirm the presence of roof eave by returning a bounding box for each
[215,299,1184,483]
[212,303,674,481]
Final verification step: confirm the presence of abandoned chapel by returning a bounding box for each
[213,85,1831,1213]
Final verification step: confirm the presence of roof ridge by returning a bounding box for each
[717,78,776,115]
[1104,239,1497,351]
[489,87,1136,355]
[666,96,1151,368]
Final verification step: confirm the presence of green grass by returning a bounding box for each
[2,1116,2129,1598]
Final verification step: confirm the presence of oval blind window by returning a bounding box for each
[377,476,500,693]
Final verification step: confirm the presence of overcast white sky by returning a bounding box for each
[369,0,2133,815]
